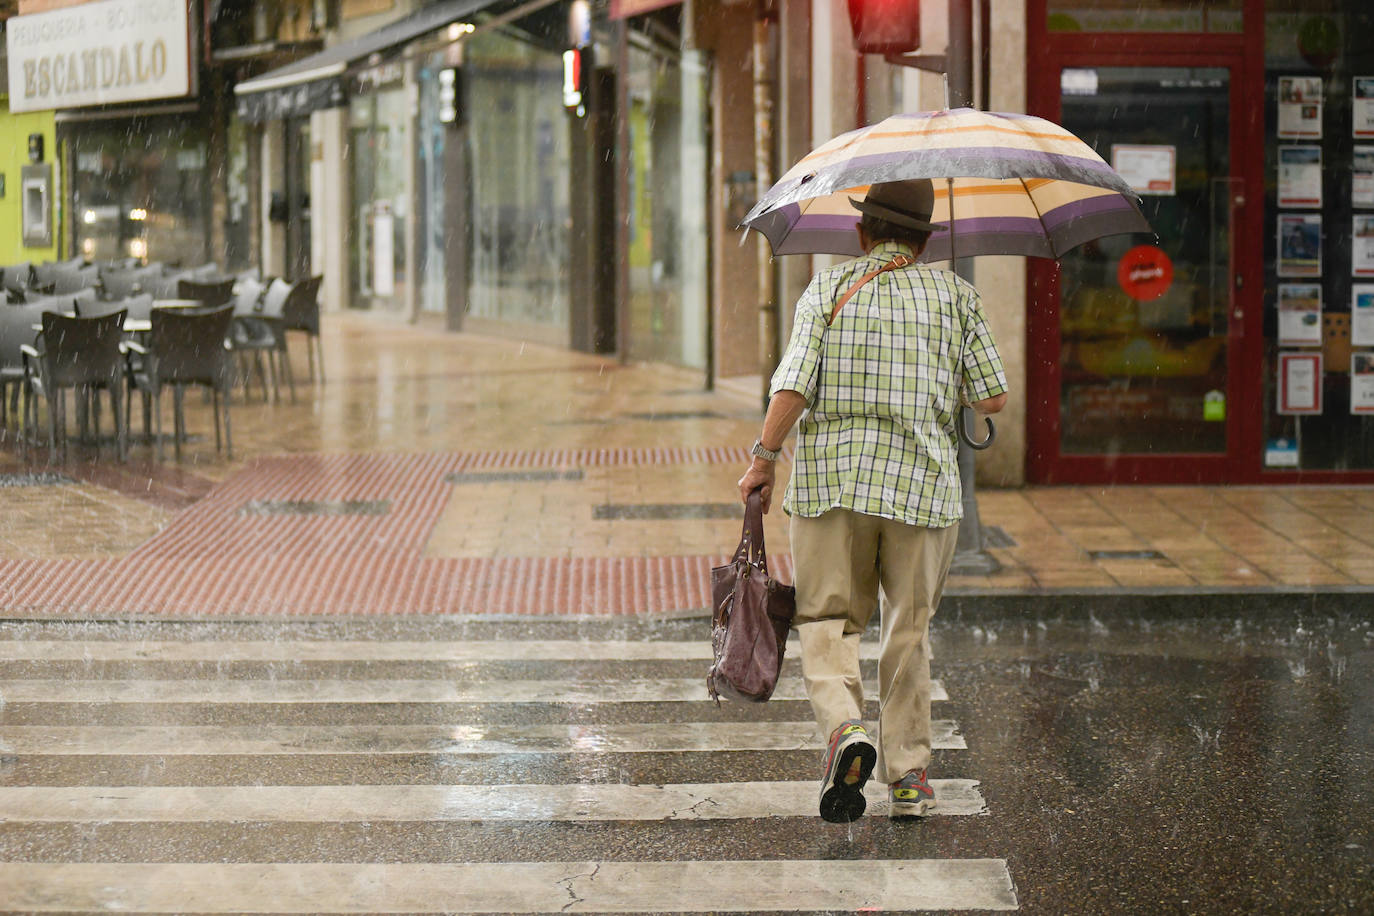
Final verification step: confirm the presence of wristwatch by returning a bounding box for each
[751,439,781,461]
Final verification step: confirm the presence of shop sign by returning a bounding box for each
[352,61,404,95]
[5,0,191,114]
[1116,245,1173,302]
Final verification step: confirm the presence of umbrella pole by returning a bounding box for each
[944,7,1002,576]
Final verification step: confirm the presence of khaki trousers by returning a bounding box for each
[790,509,958,784]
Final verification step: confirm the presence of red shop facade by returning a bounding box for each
[1025,0,1374,483]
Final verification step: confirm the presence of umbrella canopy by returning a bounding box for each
[742,107,1151,260]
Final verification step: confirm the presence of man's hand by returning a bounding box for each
[738,389,806,515]
[738,459,776,513]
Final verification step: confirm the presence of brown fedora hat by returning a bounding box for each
[849,178,947,232]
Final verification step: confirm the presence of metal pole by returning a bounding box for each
[754,2,777,411]
[947,0,1000,575]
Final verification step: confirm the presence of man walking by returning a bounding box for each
[737,178,1007,822]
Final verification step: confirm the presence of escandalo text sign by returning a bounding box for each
[6,0,191,113]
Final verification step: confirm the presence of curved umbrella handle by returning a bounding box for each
[958,406,996,450]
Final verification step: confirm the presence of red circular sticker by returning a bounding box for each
[1117,245,1174,301]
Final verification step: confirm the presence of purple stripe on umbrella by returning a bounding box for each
[803,147,1123,183]
[789,213,866,231]
[1038,193,1144,230]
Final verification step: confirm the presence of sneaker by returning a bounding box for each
[818,719,876,823]
[889,768,936,818]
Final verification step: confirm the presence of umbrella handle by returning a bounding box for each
[958,406,996,450]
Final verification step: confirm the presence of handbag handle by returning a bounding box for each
[734,489,768,572]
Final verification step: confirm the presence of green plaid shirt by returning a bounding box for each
[771,241,1007,527]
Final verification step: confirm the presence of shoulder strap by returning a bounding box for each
[827,254,914,326]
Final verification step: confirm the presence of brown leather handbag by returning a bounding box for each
[707,489,797,704]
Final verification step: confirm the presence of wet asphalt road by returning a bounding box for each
[0,606,1370,914]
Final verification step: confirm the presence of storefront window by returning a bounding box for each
[1057,67,1232,456]
[71,117,210,267]
[1048,0,1242,33]
[466,31,570,334]
[624,44,710,370]
[417,53,449,316]
[224,115,254,273]
[349,82,408,311]
[1261,2,1374,471]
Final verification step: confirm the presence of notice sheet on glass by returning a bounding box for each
[1356,77,1374,139]
[1354,284,1374,346]
[1278,146,1322,207]
[1278,352,1323,415]
[1111,144,1176,196]
[1278,214,1322,277]
[1357,215,1374,278]
[1277,283,1323,346]
[1353,352,1374,414]
[1355,146,1374,208]
[1278,76,1323,139]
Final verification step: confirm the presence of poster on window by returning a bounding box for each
[1277,283,1323,346]
[1353,353,1374,414]
[1356,216,1374,278]
[1356,77,1374,139]
[1278,214,1322,277]
[1353,284,1374,346]
[1111,145,1176,196]
[1278,352,1323,415]
[1355,146,1374,208]
[1278,76,1323,139]
[1277,146,1322,207]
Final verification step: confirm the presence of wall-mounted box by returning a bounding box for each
[21,163,51,248]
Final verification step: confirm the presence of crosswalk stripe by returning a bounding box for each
[0,677,947,704]
[0,720,967,755]
[0,639,897,663]
[0,860,1019,912]
[0,779,987,821]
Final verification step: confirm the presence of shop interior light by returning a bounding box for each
[128,238,148,259]
[129,208,148,221]
[446,22,474,41]
[83,209,96,224]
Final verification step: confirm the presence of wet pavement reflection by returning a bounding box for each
[0,607,1370,913]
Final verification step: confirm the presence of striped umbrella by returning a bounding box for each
[742,107,1151,260]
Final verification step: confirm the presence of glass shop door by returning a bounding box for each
[1028,59,1260,484]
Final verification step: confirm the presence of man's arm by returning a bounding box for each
[737,389,808,513]
[973,392,1007,414]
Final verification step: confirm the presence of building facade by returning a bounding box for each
[7,0,1371,487]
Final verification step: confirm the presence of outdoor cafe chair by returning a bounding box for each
[31,257,87,288]
[0,301,45,433]
[1,263,32,295]
[282,275,325,383]
[21,308,129,462]
[48,265,100,296]
[230,277,294,403]
[142,272,187,300]
[178,278,235,308]
[99,268,149,300]
[125,304,235,461]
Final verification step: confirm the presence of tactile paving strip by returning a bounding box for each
[0,449,787,617]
